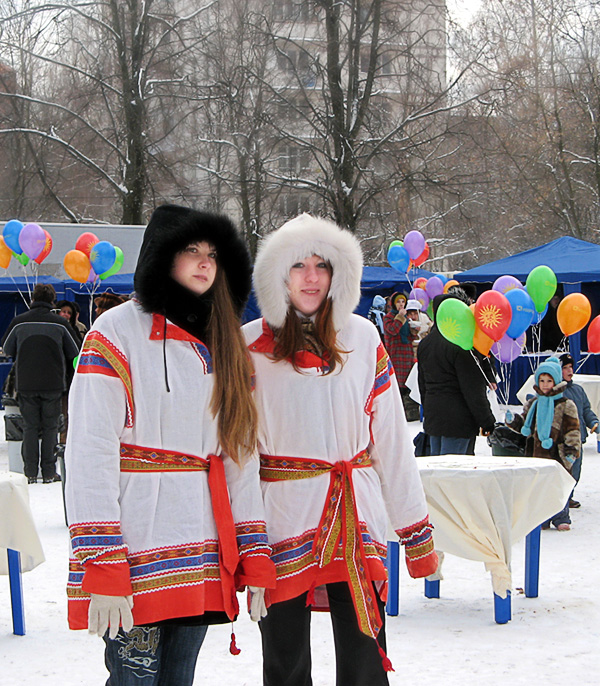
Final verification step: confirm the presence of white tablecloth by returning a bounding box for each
[0,472,45,574]
[516,373,600,415]
[418,455,574,597]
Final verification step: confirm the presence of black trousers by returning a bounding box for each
[18,391,62,479]
[259,582,389,686]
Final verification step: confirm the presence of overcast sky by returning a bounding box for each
[448,0,482,26]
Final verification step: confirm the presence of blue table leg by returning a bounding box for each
[385,540,400,616]
[7,549,25,635]
[424,578,440,598]
[525,525,541,598]
[494,591,511,624]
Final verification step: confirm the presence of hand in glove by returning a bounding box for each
[88,593,134,639]
[248,586,268,622]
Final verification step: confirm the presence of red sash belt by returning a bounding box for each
[120,443,239,620]
[260,450,383,640]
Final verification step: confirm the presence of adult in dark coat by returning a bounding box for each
[2,283,80,482]
[417,294,496,455]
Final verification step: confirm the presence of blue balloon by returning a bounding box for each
[531,303,548,326]
[3,219,24,254]
[387,244,410,273]
[437,274,449,285]
[89,240,116,275]
[506,288,535,339]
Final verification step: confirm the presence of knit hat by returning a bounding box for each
[406,299,422,311]
[560,353,574,368]
[521,357,564,449]
[253,214,363,331]
[390,292,407,311]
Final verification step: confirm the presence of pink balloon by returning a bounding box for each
[492,275,523,294]
[403,230,426,260]
[18,222,46,260]
[409,288,430,310]
[425,276,444,299]
[491,332,526,363]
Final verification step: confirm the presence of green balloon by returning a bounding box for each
[437,298,475,351]
[99,245,124,280]
[389,240,403,249]
[16,252,29,266]
[73,355,79,370]
[526,265,557,313]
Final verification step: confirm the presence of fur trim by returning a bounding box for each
[253,214,363,331]
[134,204,252,316]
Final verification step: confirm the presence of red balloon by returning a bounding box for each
[75,232,99,257]
[474,290,512,342]
[413,243,430,267]
[587,315,600,353]
[34,230,53,264]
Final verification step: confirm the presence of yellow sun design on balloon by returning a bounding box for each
[478,305,502,330]
[439,317,461,340]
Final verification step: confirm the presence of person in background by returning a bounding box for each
[507,357,579,530]
[65,205,275,685]
[367,294,386,341]
[56,300,84,346]
[383,291,420,421]
[93,291,126,319]
[245,214,437,686]
[559,353,598,508]
[1,284,79,483]
[406,298,432,355]
[417,293,496,456]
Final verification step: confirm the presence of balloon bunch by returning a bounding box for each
[1,220,53,269]
[63,232,124,283]
[387,230,430,273]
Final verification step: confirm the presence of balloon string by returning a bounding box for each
[575,353,591,374]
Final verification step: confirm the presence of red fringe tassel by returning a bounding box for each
[378,644,394,672]
[229,630,241,655]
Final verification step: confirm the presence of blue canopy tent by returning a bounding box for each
[0,276,65,337]
[455,236,600,400]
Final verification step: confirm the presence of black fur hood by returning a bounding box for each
[134,204,252,317]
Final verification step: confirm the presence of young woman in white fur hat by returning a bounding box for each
[244,214,438,686]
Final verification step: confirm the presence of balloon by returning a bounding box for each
[587,315,600,353]
[0,236,12,269]
[526,265,557,312]
[35,230,53,264]
[505,288,535,339]
[99,246,124,279]
[413,243,430,267]
[557,293,591,336]
[15,252,29,266]
[414,277,428,290]
[425,276,444,299]
[387,244,410,272]
[3,219,23,254]
[474,290,512,342]
[403,230,425,260]
[89,240,117,276]
[473,325,494,356]
[437,298,475,351]
[409,287,429,311]
[437,273,450,285]
[64,249,91,283]
[493,275,523,294]
[75,232,100,257]
[531,303,548,326]
[491,332,526,363]
[87,267,97,283]
[18,222,46,260]
[443,279,460,294]
[389,239,403,248]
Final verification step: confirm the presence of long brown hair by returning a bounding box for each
[207,267,257,464]
[272,297,347,374]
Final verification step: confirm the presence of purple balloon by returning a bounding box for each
[18,223,46,260]
[491,332,526,363]
[87,267,97,283]
[425,276,444,299]
[409,288,430,310]
[492,275,523,294]
[404,230,426,260]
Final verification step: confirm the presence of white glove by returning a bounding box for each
[249,586,268,622]
[88,593,134,639]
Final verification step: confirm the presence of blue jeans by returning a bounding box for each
[544,498,571,528]
[103,624,208,686]
[429,435,475,456]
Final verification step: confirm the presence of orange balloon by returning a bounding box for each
[414,277,428,290]
[64,249,91,283]
[557,293,591,336]
[473,325,494,356]
[0,236,12,269]
[443,279,460,294]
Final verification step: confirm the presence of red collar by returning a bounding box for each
[248,318,330,369]
[149,313,206,344]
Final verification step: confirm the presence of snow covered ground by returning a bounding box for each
[1,416,599,685]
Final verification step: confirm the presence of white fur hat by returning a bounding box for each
[253,214,363,331]
[406,299,422,311]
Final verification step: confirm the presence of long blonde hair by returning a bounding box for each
[208,268,257,464]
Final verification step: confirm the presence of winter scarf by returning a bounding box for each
[521,357,564,449]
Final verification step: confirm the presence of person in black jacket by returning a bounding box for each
[417,294,496,456]
[1,283,80,483]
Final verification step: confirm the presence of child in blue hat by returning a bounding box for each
[507,357,579,530]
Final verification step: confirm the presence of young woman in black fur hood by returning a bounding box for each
[64,204,275,686]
